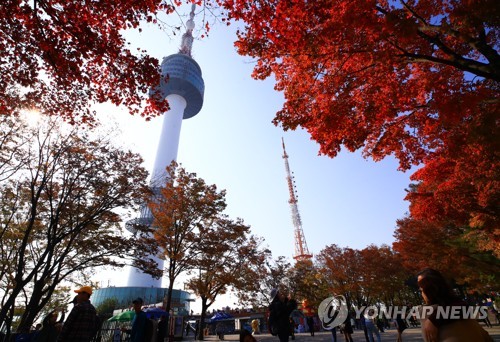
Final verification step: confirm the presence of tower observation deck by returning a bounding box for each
[281,138,312,261]
[126,5,205,288]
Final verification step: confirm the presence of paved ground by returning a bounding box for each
[185,325,500,341]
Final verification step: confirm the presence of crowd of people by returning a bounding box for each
[13,288,167,342]
[114,297,168,342]
[267,269,495,342]
[12,286,100,342]
[8,268,497,342]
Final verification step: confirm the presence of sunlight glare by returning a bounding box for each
[20,108,42,127]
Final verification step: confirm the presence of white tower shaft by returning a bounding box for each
[126,95,187,287]
[126,3,204,288]
[152,95,187,179]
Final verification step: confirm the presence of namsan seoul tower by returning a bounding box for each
[281,138,312,261]
[126,4,205,288]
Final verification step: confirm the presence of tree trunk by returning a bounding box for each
[0,281,27,337]
[196,296,209,341]
[16,279,57,333]
[164,276,175,342]
[164,277,175,316]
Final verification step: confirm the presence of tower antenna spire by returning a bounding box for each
[180,4,196,56]
[281,138,312,261]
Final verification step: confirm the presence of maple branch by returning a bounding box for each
[398,1,428,26]
[402,50,499,82]
[419,31,464,62]
[385,29,499,81]
[400,0,499,67]
[381,2,500,81]
[331,52,356,79]
[350,62,376,76]
[419,23,500,69]
[32,0,60,71]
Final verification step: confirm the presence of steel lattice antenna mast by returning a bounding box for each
[281,138,312,261]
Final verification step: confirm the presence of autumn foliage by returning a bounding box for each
[316,244,412,307]
[2,0,498,306]
[0,0,174,124]
[138,162,267,340]
[224,0,498,166]
[220,0,499,266]
[394,216,499,291]
[144,162,227,315]
[0,116,148,333]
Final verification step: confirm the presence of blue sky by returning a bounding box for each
[95,10,413,309]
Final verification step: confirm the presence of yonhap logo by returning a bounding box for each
[318,295,348,329]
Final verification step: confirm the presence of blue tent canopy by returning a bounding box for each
[210,312,233,321]
[144,307,168,319]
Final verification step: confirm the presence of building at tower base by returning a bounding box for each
[91,286,193,315]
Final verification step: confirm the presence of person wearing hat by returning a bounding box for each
[268,288,297,342]
[57,286,98,342]
[122,297,147,342]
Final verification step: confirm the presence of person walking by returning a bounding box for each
[395,314,407,342]
[342,314,354,342]
[251,319,260,335]
[215,321,225,340]
[184,320,191,336]
[268,288,297,342]
[57,286,98,342]
[302,300,315,337]
[359,307,370,342]
[123,298,147,342]
[113,326,122,342]
[157,315,167,342]
[306,315,315,337]
[327,327,337,342]
[481,302,493,328]
[288,317,295,340]
[194,320,200,339]
[364,308,381,342]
